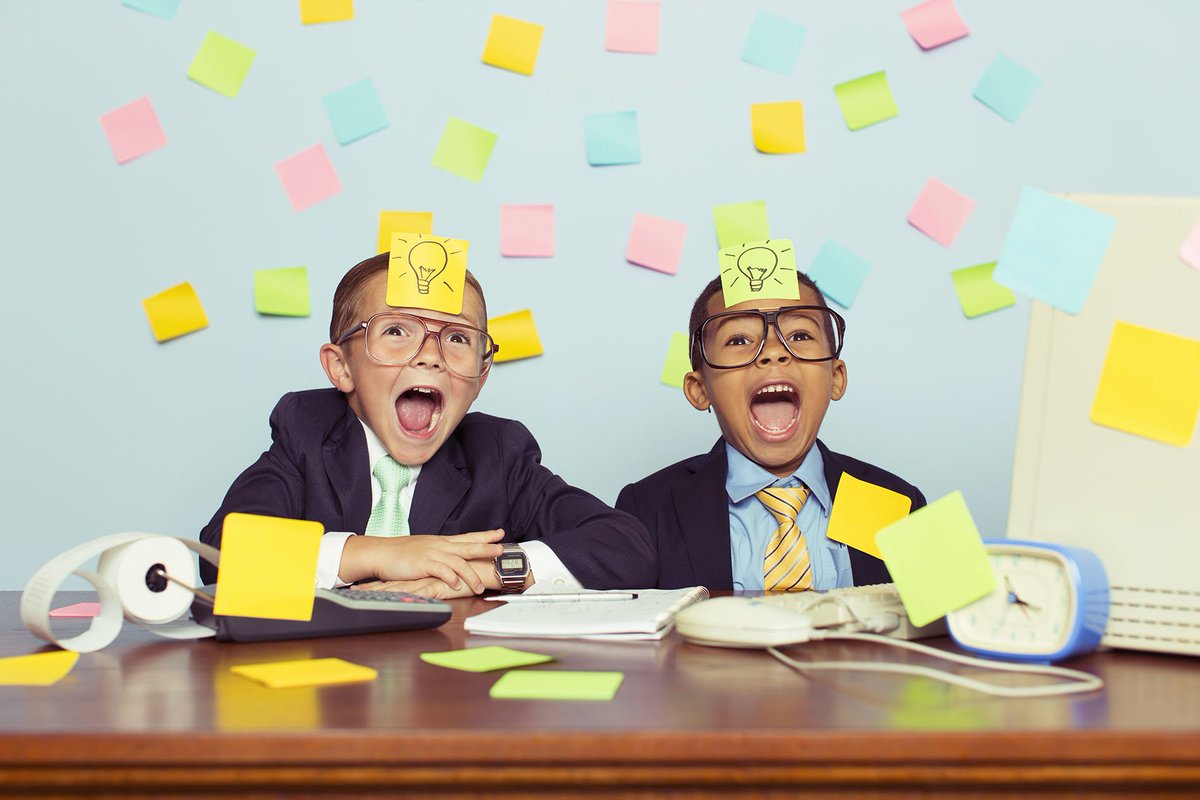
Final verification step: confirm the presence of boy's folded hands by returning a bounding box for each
[340,528,506,596]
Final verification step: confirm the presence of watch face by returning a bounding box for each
[498,556,526,572]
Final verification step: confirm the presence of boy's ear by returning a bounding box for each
[319,343,355,393]
[831,358,847,401]
[683,369,711,411]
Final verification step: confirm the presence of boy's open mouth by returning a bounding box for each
[396,386,443,438]
[749,383,799,437]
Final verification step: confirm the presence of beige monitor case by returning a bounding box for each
[1008,194,1200,657]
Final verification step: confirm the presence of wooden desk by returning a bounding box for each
[2,592,1198,798]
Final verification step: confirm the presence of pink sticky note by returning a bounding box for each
[1180,220,1200,271]
[605,0,660,54]
[49,602,101,618]
[274,145,342,212]
[901,0,969,50]
[500,204,555,257]
[907,178,975,247]
[626,213,686,274]
[99,96,167,164]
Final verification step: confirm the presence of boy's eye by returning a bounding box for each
[785,329,815,342]
[724,333,757,347]
[381,324,410,337]
[443,329,474,346]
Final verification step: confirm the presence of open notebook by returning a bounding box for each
[464,587,709,641]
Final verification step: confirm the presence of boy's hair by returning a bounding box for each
[329,252,488,342]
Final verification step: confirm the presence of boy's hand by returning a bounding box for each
[339,529,506,593]
[354,577,471,599]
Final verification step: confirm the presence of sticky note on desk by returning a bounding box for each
[0,651,79,686]
[827,474,912,559]
[834,71,898,131]
[142,282,208,342]
[187,31,256,99]
[490,670,624,701]
[712,201,769,249]
[231,657,376,689]
[421,646,553,673]
[489,309,543,363]
[482,14,544,76]
[50,602,101,618]
[213,513,323,621]
[875,491,995,627]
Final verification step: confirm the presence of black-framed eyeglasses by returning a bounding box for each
[334,312,499,379]
[692,305,846,370]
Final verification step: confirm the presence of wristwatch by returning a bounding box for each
[494,543,530,592]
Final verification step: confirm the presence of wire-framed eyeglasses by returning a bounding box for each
[692,305,845,370]
[334,312,499,378]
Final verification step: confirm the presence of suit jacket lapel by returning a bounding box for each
[671,440,734,587]
[324,403,373,534]
[409,432,470,536]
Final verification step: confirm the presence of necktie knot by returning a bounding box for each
[755,485,811,524]
[373,456,412,495]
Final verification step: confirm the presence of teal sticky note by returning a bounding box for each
[187,32,256,99]
[712,200,769,249]
[807,240,872,308]
[992,188,1117,314]
[254,267,310,317]
[741,12,806,75]
[489,670,625,701]
[584,111,640,166]
[123,0,180,19]
[322,79,388,145]
[973,54,1041,123]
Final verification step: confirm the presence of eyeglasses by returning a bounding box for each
[334,312,499,378]
[692,306,846,370]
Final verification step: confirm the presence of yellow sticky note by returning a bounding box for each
[299,0,353,25]
[213,513,323,621]
[0,651,79,686]
[660,331,691,388]
[750,101,806,154]
[142,282,208,342]
[489,309,543,363]
[231,657,377,689]
[489,670,624,701]
[377,210,433,254]
[718,239,800,307]
[214,666,319,730]
[481,14,544,76]
[387,232,469,315]
[1091,321,1200,447]
[827,473,913,559]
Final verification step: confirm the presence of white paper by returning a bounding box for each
[463,587,708,639]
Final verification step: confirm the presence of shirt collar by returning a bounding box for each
[359,420,423,482]
[724,441,830,513]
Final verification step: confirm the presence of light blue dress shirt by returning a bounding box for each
[725,443,853,591]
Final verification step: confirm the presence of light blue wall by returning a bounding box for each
[2,1,1197,588]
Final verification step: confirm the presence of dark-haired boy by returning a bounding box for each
[617,272,925,591]
[201,252,654,596]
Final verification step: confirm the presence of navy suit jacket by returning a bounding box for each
[615,439,926,590]
[200,389,655,589]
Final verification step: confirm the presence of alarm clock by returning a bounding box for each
[946,539,1110,663]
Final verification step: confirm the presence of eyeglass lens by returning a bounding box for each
[364,314,492,376]
[700,308,840,367]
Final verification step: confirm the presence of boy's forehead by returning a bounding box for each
[357,272,486,327]
[706,284,825,316]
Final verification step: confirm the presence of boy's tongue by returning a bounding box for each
[397,391,438,433]
[751,395,796,432]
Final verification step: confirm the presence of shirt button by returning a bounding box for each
[553,578,567,586]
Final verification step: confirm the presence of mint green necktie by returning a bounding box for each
[364,456,412,537]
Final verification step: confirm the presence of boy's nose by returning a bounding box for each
[411,331,444,368]
[758,329,791,364]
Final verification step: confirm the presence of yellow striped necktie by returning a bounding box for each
[756,486,813,592]
[364,456,412,537]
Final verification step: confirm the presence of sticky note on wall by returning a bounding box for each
[833,71,898,130]
[750,101,806,154]
[187,31,256,98]
[99,97,167,164]
[901,0,969,50]
[322,79,388,144]
[660,332,691,388]
[300,0,354,25]
[378,211,433,254]
[387,233,469,315]
[951,262,1015,318]
[907,178,975,247]
[806,240,872,308]
[254,267,310,317]
[500,204,555,257]
[584,111,641,166]
[431,117,497,182]
[143,282,208,342]
[274,145,342,211]
[482,14,544,76]
[213,513,323,621]
[627,212,687,274]
[741,12,806,75]
[489,309,543,363]
[713,201,769,249]
[605,0,660,54]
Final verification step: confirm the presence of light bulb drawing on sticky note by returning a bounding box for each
[409,239,449,294]
[387,232,469,315]
[719,239,800,307]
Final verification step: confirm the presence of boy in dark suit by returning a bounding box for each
[617,272,924,591]
[201,252,654,596]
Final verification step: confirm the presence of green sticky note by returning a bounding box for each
[0,651,79,686]
[834,70,898,131]
[713,200,769,249]
[187,31,256,99]
[951,262,1015,318]
[489,670,624,701]
[875,491,996,627]
[254,267,310,317]
[660,331,691,388]
[718,239,800,307]
[420,646,553,673]
[431,117,497,182]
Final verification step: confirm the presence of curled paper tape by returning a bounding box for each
[20,533,222,653]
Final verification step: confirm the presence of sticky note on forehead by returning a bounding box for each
[387,232,469,315]
[827,473,913,559]
[718,239,800,307]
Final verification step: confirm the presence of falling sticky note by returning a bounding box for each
[951,262,1015,318]
[0,651,79,686]
[489,309,543,363]
[741,12,806,75]
[713,200,769,249]
[123,0,180,20]
[99,96,167,164]
[143,282,208,342]
[187,31,256,99]
[254,267,310,317]
[605,0,660,54]
[213,513,323,621]
[834,71,898,131]
[322,79,387,145]
[489,670,624,701]
[420,646,553,672]
[274,144,342,211]
[807,240,872,308]
[231,657,376,689]
[750,101,806,154]
[584,111,641,166]
[660,332,692,388]
[50,602,101,618]
[875,491,996,627]
[827,473,913,559]
[481,14,544,76]
[300,0,353,25]
[1178,220,1200,271]
[500,204,555,257]
[626,213,687,274]
[719,239,800,307]
[431,117,497,182]
[1090,321,1200,447]
[908,178,975,247]
[901,0,969,50]
[973,54,1041,123]
[992,187,1117,314]
[378,210,433,254]
[387,233,468,315]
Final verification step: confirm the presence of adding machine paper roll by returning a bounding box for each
[21,532,223,653]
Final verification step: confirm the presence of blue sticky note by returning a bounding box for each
[584,111,640,166]
[807,241,872,309]
[741,12,806,75]
[993,188,1117,315]
[973,54,1041,123]
[322,79,388,145]
[123,0,180,19]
